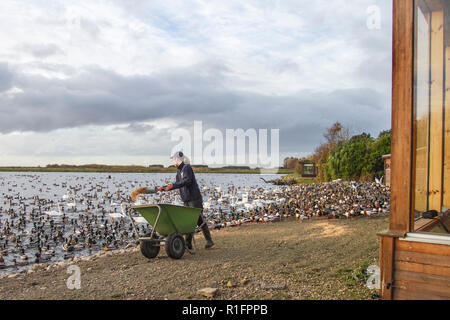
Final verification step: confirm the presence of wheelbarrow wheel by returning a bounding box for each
[140,234,160,259]
[165,233,185,260]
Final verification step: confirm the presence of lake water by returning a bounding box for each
[0,172,284,274]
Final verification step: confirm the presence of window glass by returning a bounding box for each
[413,0,450,235]
[303,164,315,176]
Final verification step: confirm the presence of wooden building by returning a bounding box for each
[298,161,318,178]
[382,154,391,187]
[378,0,450,300]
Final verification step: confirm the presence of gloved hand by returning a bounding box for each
[157,184,173,192]
[131,187,148,202]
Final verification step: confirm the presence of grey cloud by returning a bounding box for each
[356,53,392,85]
[116,123,155,133]
[18,43,64,58]
[79,18,101,39]
[0,59,390,155]
[0,60,238,133]
[273,59,301,74]
[0,62,13,92]
[215,88,389,153]
[22,62,77,76]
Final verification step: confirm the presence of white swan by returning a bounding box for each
[120,203,127,215]
[133,217,148,224]
[45,203,63,216]
[109,213,123,219]
[244,203,255,210]
[66,198,76,211]
[134,196,146,206]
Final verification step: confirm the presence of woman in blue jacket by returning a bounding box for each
[160,151,214,250]
[132,151,214,250]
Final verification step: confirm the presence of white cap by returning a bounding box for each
[171,151,185,162]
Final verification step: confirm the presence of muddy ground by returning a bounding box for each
[0,216,388,300]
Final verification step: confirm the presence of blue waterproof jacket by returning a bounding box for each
[172,162,202,202]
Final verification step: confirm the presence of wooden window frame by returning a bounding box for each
[391,0,450,234]
[390,0,415,234]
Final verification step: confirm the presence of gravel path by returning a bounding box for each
[0,216,388,300]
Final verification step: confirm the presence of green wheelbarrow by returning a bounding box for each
[128,204,202,260]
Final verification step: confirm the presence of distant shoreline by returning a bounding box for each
[0,166,293,175]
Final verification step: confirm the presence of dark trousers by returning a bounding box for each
[184,198,213,246]
[184,199,205,227]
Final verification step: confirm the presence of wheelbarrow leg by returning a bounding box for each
[186,233,198,255]
[125,206,141,242]
[186,220,206,255]
[149,205,162,240]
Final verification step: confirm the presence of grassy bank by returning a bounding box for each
[278,173,318,185]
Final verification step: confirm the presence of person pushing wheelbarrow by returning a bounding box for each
[131,151,214,250]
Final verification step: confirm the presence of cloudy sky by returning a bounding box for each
[0,0,393,167]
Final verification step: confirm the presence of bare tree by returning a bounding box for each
[312,121,350,181]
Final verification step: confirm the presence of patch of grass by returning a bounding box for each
[335,260,378,300]
[337,261,371,287]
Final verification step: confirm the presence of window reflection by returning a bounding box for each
[413,0,450,234]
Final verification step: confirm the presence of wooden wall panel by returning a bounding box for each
[429,11,445,211]
[444,46,450,208]
[393,287,450,299]
[393,239,450,299]
[396,238,450,255]
[396,250,450,267]
[395,269,450,287]
[395,279,450,297]
[379,236,395,300]
[395,260,450,276]
[392,239,450,300]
